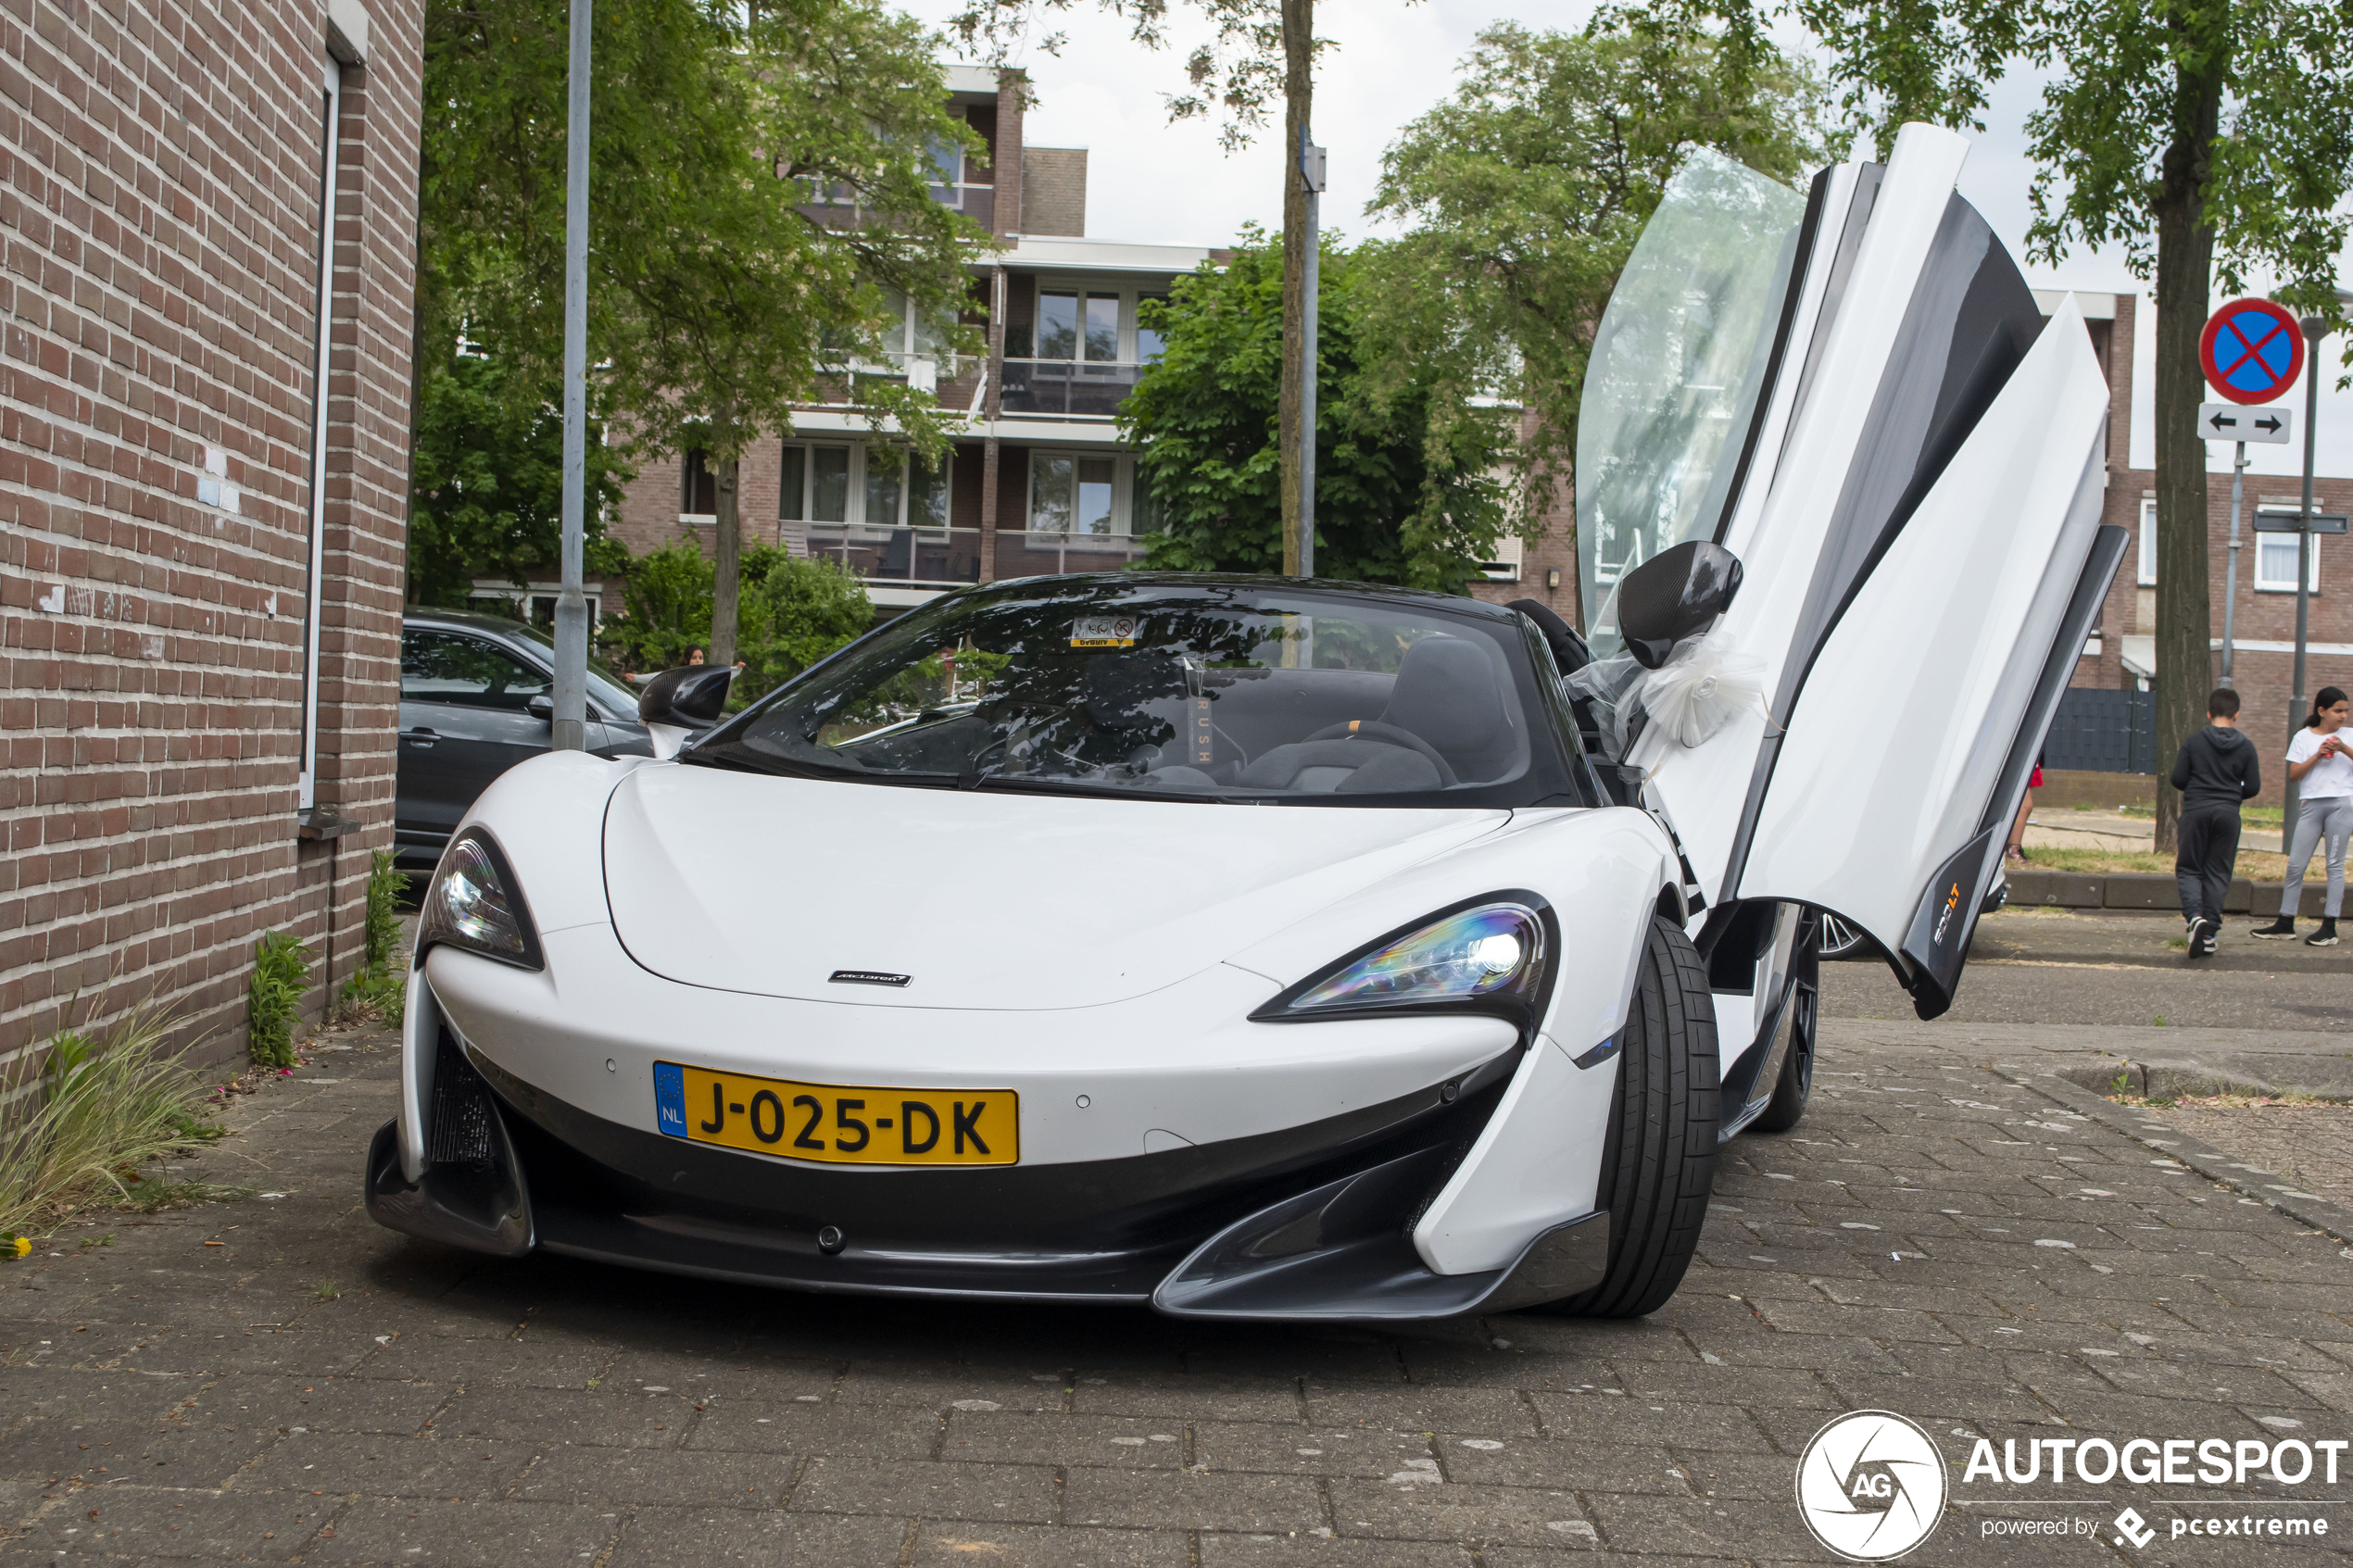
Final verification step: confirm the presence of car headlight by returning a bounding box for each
[417,829,543,971]
[1253,898,1551,1025]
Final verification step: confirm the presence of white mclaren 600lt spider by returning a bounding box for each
[368,123,2129,1321]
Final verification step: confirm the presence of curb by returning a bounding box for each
[2007,869,2336,917]
[1996,1067,2353,1251]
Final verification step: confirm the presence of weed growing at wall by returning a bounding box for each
[248,932,313,1068]
[339,852,409,1024]
[0,1006,224,1243]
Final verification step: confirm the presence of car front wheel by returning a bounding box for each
[1540,914,1720,1318]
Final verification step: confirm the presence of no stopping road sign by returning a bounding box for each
[2201,297,2306,405]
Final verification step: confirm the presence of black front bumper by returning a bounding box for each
[364,1024,1608,1320]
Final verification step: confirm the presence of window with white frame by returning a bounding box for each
[2138,497,2157,585]
[2256,530,2322,593]
[1027,450,1159,534]
[1013,283,1166,364]
[780,440,951,529]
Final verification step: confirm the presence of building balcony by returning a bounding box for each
[995,529,1153,580]
[807,524,983,588]
[998,358,1145,420]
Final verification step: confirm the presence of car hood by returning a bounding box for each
[600,762,1510,1010]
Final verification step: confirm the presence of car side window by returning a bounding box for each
[401,631,552,711]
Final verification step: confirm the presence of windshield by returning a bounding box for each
[1577,149,1809,652]
[694,577,1584,807]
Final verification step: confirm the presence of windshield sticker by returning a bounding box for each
[1071,615,1139,649]
[1191,696,1215,765]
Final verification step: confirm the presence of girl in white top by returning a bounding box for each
[2254,686,2353,946]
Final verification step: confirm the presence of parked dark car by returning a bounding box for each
[397,609,654,869]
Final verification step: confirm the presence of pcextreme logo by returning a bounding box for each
[1795,1411,1949,1561]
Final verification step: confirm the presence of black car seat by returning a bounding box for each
[1376,636,1519,782]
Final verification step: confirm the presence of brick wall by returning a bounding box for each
[1,0,422,1068]
[1018,147,1085,237]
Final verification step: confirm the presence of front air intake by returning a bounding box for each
[428,1026,497,1167]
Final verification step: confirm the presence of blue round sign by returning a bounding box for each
[2200,298,2305,406]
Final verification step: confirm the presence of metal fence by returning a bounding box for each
[2045,686,2157,774]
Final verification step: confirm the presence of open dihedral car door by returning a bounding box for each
[1583,124,2126,1019]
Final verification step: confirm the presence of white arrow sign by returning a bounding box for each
[2199,403,2293,444]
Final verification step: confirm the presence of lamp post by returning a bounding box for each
[551,0,593,752]
[1295,131,1325,579]
[2281,298,2344,849]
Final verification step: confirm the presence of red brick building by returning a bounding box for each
[1,0,422,1064]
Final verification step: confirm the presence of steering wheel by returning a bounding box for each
[1303,721,1460,787]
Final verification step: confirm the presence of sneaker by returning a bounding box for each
[2250,918,2300,939]
[2308,920,2339,947]
[2192,917,2220,958]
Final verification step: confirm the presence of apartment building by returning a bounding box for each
[0,0,422,1062]
[602,66,1570,622]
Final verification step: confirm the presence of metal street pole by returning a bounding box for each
[2219,439,2246,687]
[1296,132,1324,579]
[551,0,593,752]
[2284,313,2325,852]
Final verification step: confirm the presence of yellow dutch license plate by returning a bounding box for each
[652,1062,1018,1166]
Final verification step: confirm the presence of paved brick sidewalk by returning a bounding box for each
[1,1021,2349,1565]
[2133,1102,2353,1205]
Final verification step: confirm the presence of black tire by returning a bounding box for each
[1749,911,1820,1134]
[1543,915,1720,1318]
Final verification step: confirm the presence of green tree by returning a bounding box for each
[1774,0,2353,851]
[1358,15,1839,617]
[737,551,875,701]
[420,0,983,663]
[1123,231,1513,593]
[405,352,631,607]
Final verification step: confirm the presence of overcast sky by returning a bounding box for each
[901,0,2353,483]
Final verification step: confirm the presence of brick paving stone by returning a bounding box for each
[515,1445,793,1507]
[1062,1468,1326,1533]
[606,1508,909,1567]
[1071,1374,1304,1424]
[1199,1535,1480,1566]
[237,1429,538,1499]
[683,1398,943,1460]
[0,1368,188,1425]
[940,1411,1190,1469]
[350,1331,616,1387]
[0,1418,259,1487]
[433,1386,693,1448]
[789,1455,1061,1524]
[16,1484,340,1559]
[912,1520,1190,1567]
[305,1497,623,1567]
[1189,1422,1433,1479]
[172,1372,448,1436]
[1324,1476,1593,1548]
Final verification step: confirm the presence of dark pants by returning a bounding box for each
[2175,805,2242,923]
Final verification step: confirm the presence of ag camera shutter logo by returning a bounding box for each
[1795,1411,1949,1561]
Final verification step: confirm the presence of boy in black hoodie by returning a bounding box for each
[2171,686,2261,958]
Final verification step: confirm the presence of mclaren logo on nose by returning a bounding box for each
[830,970,912,988]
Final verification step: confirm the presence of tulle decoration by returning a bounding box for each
[1639,635,1768,748]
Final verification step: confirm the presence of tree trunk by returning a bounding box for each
[2148,44,2226,859]
[1277,0,1312,578]
[711,454,742,668]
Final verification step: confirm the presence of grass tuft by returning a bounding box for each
[0,1006,227,1240]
